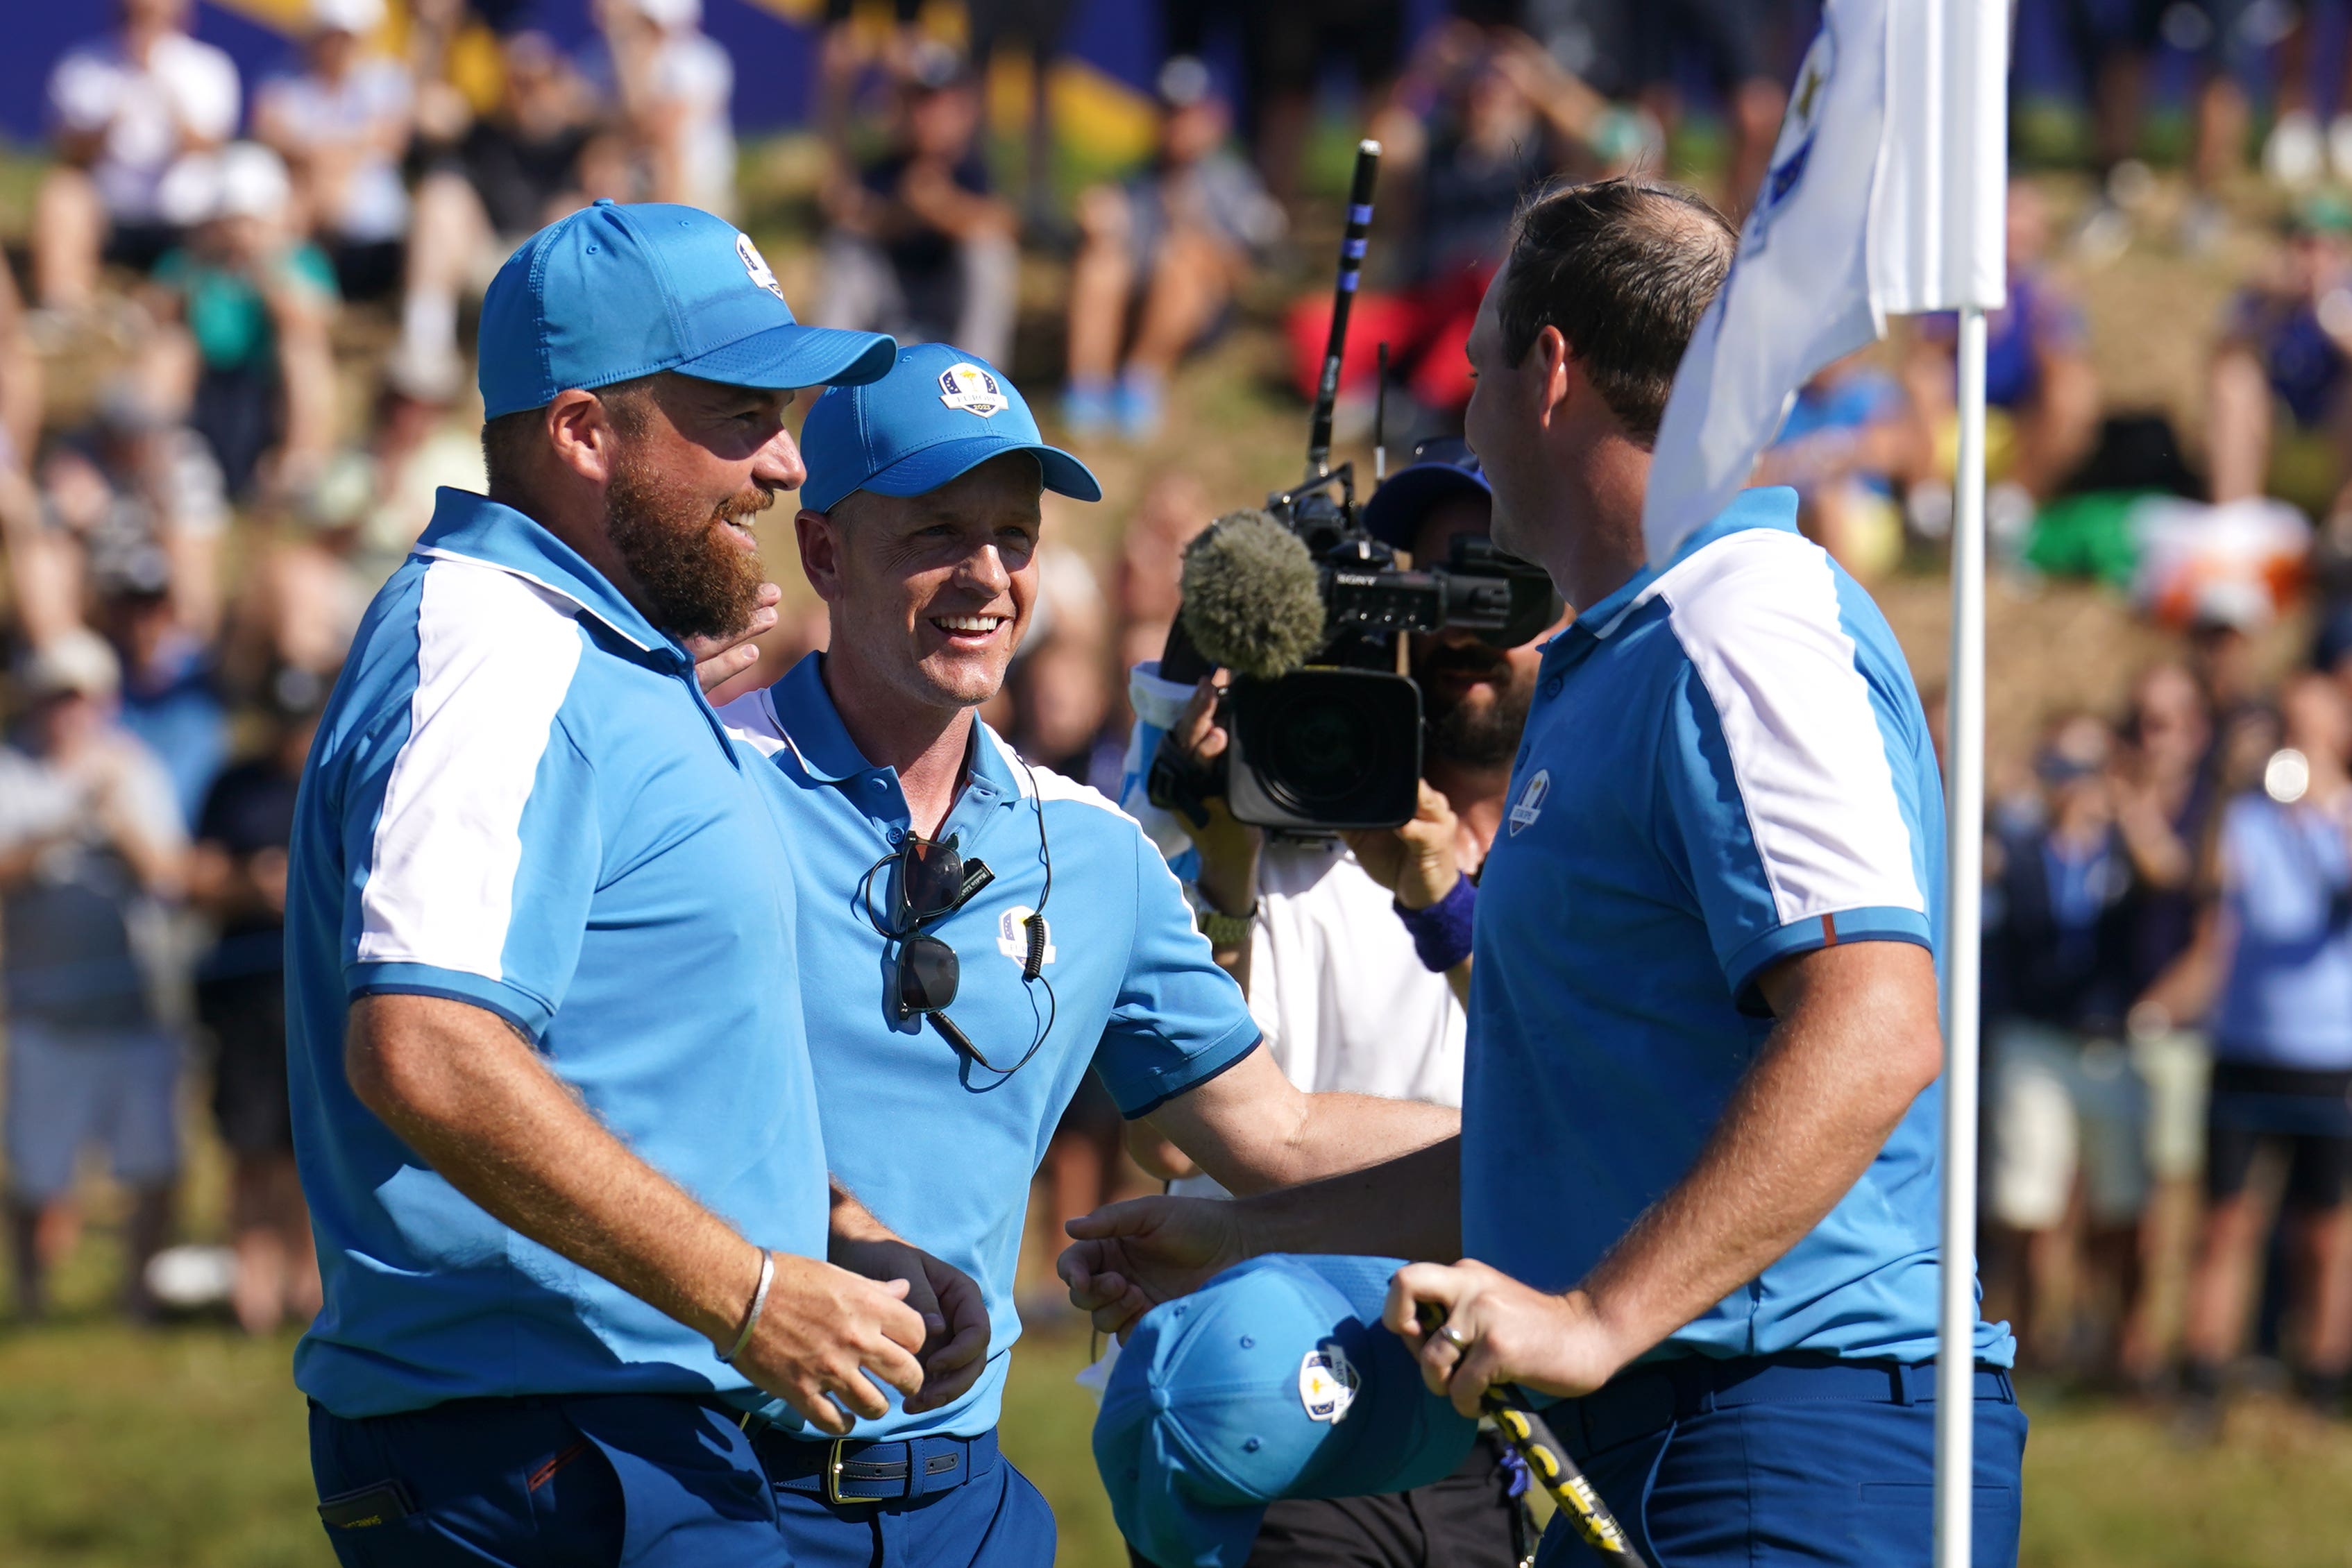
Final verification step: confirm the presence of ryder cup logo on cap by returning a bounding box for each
[735,232,786,300]
[938,361,1010,418]
[476,201,896,419]
[801,343,1103,513]
[1298,1346,1357,1424]
[1508,769,1550,835]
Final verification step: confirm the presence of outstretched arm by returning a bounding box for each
[1386,939,1943,1416]
[1146,1045,1457,1197]
[1061,1132,1462,1339]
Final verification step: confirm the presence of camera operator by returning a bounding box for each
[1115,442,1556,1568]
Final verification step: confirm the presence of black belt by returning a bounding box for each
[750,1425,999,1506]
[1551,1355,2016,1461]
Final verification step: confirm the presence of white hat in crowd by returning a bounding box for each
[312,0,385,36]
[21,629,122,704]
[626,0,703,30]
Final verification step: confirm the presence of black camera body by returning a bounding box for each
[1148,136,1556,834]
[1217,466,1556,833]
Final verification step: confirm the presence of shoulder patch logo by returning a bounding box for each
[938,361,1009,418]
[1508,769,1551,835]
[736,232,785,300]
[997,906,1056,966]
[1298,1345,1358,1424]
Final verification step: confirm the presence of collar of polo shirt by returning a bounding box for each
[759,652,1022,810]
[1567,486,1805,649]
[414,486,679,660]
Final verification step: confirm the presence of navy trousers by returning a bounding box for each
[310,1395,783,1567]
[1532,1361,2027,1568]
[768,1447,1057,1567]
[312,1396,1054,1568]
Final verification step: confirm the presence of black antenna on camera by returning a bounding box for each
[1373,342,1389,485]
[1305,139,1381,483]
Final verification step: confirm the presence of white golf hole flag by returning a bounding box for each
[1641,0,2009,565]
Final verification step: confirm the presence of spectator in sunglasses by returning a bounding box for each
[716,343,1457,1567]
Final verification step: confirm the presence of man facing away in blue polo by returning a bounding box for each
[285,202,992,1568]
[710,342,1462,1567]
[1060,180,2026,1567]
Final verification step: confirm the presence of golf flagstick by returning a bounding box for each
[1414,1303,1652,1566]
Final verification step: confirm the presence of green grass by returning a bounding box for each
[5,1312,2352,1567]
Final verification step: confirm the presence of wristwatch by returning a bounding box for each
[1197,903,1256,948]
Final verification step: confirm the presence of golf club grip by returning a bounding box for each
[1484,1401,1650,1567]
[1412,1303,1652,1566]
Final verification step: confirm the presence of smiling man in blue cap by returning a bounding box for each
[286,202,988,1568]
[713,343,1461,1567]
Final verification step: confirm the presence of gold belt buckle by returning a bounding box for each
[826,1437,882,1506]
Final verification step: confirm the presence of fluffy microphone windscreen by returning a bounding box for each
[1178,511,1328,681]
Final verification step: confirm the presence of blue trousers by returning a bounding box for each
[310,1395,783,1567]
[768,1447,1057,1567]
[311,1397,1054,1568]
[1532,1363,2027,1568]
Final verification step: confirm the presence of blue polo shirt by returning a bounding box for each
[720,654,1262,1438]
[285,488,831,1418]
[1462,488,2011,1367]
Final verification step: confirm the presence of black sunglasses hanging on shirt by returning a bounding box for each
[858,763,1057,1077]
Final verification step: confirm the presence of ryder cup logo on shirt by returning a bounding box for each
[1508,769,1551,835]
[997,906,1056,966]
[938,362,1010,418]
[735,232,786,300]
[1298,1345,1358,1424]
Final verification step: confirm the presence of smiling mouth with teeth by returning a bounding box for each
[933,614,1008,635]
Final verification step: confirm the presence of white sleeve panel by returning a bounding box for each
[1652,529,1925,924]
[355,559,586,979]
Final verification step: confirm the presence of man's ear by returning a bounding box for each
[1532,323,1575,429]
[795,506,847,606]
[545,390,620,487]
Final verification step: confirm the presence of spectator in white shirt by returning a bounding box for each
[34,0,242,312]
[253,0,416,302]
[1127,445,1555,1164]
[1108,446,1559,1567]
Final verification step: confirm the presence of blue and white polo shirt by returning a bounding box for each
[285,488,832,1418]
[1462,486,2011,1367]
[720,654,1263,1440]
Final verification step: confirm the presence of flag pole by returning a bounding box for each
[1935,302,1990,1568]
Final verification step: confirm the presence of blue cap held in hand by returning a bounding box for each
[799,343,1101,513]
[477,201,897,419]
[1094,1254,1479,1568]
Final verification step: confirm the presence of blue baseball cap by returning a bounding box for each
[1361,438,1492,552]
[799,343,1101,513]
[477,201,897,419]
[1094,1254,1478,1568]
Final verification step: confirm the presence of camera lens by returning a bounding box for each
[1262,690,1380,808]
[1228,669,1423,828]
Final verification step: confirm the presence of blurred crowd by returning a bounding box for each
[3,0,2352,1450]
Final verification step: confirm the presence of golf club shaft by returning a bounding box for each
[1414,1304,1652,1566]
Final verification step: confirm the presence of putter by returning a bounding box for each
[1414,1303,1652,1567]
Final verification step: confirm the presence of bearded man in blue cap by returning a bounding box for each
[711,342,1462,1567]
[286,202,989,1568]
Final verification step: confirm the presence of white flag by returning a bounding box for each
[1640,0,2010,565]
